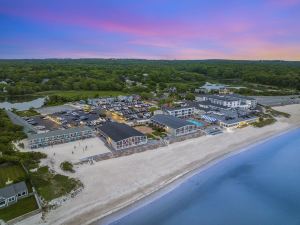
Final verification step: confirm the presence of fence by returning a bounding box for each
[168,131,204,144]
[79,140,167,163]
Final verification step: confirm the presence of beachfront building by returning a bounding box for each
[0,182,28,208]
[217,116,259,128]
[204,95,241,108]
[28,126,93,149]
[98,122,147,150]
[196,94,257,110]
[201,113,258,128]
[151,114,197,137]
[229,94,257,109]
[163,105,195,118]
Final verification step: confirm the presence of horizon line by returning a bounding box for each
[0,58,299,62]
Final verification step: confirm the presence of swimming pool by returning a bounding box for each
[187,119,204,127]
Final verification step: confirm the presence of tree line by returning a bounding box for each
[0,59,300,96]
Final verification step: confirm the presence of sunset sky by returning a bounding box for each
[1,0,300,60]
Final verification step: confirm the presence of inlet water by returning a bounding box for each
[106,128,300,225]
[0,97,45,111]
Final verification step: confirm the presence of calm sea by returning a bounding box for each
[104,128,300,225]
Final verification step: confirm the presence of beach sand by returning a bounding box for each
[17,104,300,225]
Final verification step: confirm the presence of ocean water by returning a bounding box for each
[106,128,300,225]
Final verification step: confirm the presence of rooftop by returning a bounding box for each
[196,101,230,109]
[204,113,258,125]
[151,114,194,129]
[207,95,241,102]
[0,181,27,198]
[28,126,92,140]
[99,122,146,142]
[227,94,256,100]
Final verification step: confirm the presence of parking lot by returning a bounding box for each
[252,95,300,106]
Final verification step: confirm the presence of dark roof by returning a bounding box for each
[208,95,240,102]
[151,114,194,129]
[228,94,256,100]
[99,122,145,142]
[0,181,27,198]
[28,126,92,141]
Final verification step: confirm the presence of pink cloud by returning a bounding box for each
[0,5,257,40]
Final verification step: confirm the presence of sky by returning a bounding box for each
[0,0,300,60]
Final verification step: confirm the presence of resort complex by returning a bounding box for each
[4,92,262,153]
[1,89,298,224]
[1,0,300,222]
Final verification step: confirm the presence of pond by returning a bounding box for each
[0,97,46,111]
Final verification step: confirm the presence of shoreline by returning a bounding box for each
[93,125,300,225]
[17,104,300,225]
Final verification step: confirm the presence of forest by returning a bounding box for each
[0,59,300,96]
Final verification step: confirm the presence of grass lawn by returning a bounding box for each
[36,90,127,98]
[0,163,26,188]
[252,117,276,128]
[30,166,82,201]
[266,107,291,118]
[152,130,167,138]
[15,109,40,117]
[0,196,38,222]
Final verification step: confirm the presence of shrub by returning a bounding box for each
[60,161,74,173]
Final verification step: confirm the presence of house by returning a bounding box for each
[28,126,93,149]
[163,105,195,118]
[151,114,197,137]
[98,122,148,150]
[0,182,28,208]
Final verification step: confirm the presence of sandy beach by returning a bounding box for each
[17,104,300,225]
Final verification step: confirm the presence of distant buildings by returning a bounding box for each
[28,126,93,149]
[217,116,258,128]
[98,122,148,150]
[230,94,257,109]
[0,182,28,208]
[163,105,195,118]
[196,94,257,110]
[151,114,197,137]
[193,93,258,128]
[199,95,241,108]
[195,82,229,94]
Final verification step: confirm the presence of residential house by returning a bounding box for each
[0,182,28,208]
